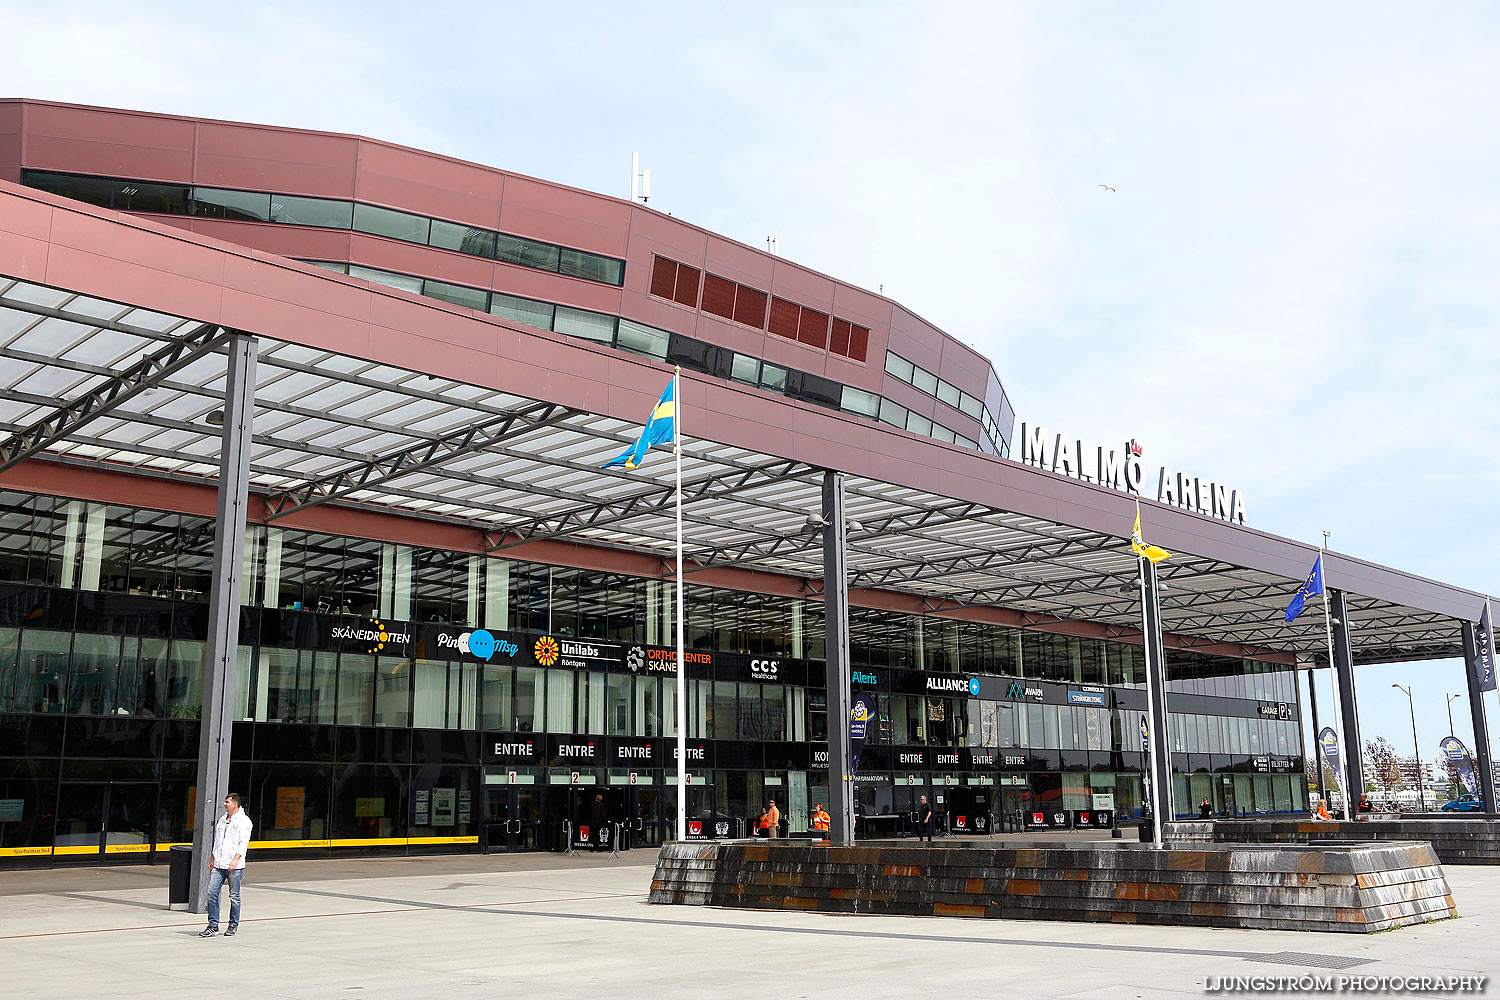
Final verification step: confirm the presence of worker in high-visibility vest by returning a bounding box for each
[812,804,831,833]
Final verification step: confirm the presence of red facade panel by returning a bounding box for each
[0,102,20,185]
[498,174,631,256]
[672,264,700,308]
[732,284,768,329]
[353,139,504,230]
[830,318,851,357]
[23,104,196,181]
[796,306,829,349]
[768,297,799,339]
[848,324,869,363]
[649,255,677,299]
[700,272,736,320]
[195,121,359,197]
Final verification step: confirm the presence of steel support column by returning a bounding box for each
[189,333,257,913]
[1461,613,1498,812]
[1140,558,1174,843]
[1305,666,1327,806]
[1330,589,1364,797]
[822,471,855,845]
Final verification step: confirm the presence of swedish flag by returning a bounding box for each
[602,378,676,469]
[1284,555,1324,623]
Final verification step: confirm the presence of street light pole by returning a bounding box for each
[1446,693,1462,737]
[1393,684,1427,813]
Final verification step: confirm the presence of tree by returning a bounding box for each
[1365,736,1403,794]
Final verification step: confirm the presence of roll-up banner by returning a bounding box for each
[1438,736,1479,797]
[850,693,876,776]
[1318,727,1342,791]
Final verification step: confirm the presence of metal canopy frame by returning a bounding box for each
[0,275,1472,665]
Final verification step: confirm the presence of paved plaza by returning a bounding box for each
[2,848,1496,999]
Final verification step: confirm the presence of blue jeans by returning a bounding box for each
[206,867,242,928]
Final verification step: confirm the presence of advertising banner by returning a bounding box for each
[1474,602,1496,693]
[1438,736,1479,797]
[276,787,305,830]
[1318,727,1342,791]
[1023,808,1071,830]
[1072,809,1114,829]
[850,693,876,775]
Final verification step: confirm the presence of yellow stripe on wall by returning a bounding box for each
[5,836,481,859]
[0,846,53,858]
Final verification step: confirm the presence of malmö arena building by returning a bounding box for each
[0,100,1489,866]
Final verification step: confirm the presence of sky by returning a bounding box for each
[5,2,1498,771]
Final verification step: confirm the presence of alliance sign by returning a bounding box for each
[1018,425,1247,524]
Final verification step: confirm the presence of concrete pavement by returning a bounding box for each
[1,850,1494,999]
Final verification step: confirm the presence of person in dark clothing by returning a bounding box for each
[1357,794,1374,813]
[917,795,934,842]
[587,793,607,850]
[1198,797,1212,819]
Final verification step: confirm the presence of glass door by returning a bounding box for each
[54,783,106,858]
[511,785,542,851]
[105,784,155,858]
[55,782,156,860]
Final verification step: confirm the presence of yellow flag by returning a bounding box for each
[1130,509,1171,563]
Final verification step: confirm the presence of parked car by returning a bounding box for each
[1441,794,1484,812]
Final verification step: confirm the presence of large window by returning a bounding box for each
[271,195,353,228]
[192,187,272,222]
[21,171,625,286]
[354,204,431,244]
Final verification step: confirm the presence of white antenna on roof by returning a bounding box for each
[630,153,652,204]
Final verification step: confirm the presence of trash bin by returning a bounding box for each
[1137,814,1153,843]
[168,844,193,910]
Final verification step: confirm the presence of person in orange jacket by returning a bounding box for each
[811,804,831,833]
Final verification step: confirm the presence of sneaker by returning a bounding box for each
[198,926,219,938]
[224,926,237,937]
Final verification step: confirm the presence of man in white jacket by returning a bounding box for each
[200,793,253,938]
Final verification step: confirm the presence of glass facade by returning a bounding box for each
[19,170,1010,458]
[0,488,1305,863]
[20,170,626,287]
[886,349,1009,456]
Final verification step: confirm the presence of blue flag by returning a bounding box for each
[601,378,676,470]
[1284,554,1325,623]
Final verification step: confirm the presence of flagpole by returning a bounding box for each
[1132,501,1166,844]
[1137,551,1162,844]
[1318,540,1353,820]
[673,367,687,843]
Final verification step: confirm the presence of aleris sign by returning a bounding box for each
[1018,425,1247,524]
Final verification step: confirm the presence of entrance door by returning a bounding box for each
[557,787,613,850]
[482,785,544,853]
[948,786,993,835]
[631,787,664,848]
[54,782,156,861]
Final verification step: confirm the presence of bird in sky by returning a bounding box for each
[1099,184,1116,192]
